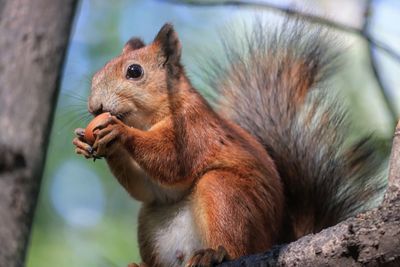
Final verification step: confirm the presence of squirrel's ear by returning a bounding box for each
[153,23,182,66]
[123,38,145,53]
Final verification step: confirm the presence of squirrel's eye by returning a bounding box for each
[126,64,144,80]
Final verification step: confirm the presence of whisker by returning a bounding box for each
[58,111,88,119]
[55,114,88,135]
[61,92,88,103]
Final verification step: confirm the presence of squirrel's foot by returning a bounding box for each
[127,263,148,267]
[92,116,131,157]
[186,246,229,267]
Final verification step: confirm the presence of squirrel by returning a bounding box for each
[72,19,384,267]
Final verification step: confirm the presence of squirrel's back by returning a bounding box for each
[205,18,385,240]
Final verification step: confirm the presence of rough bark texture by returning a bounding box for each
[220,122,400,267]
[386,121,400,195]
[0,0,77,266]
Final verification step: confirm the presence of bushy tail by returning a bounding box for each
[205,18,385,239]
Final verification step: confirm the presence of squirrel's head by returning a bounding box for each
[88,23,184,130]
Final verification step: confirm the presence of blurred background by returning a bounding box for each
[25,0,400,266]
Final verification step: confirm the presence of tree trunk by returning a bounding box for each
[0,0,77,266]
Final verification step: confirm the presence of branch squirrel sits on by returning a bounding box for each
[72,19,384,267]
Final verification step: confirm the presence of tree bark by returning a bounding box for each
[0,0,77,266]
[220,121,400,267]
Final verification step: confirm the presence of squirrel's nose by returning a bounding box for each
[88,102,104,116]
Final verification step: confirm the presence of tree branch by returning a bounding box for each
[385,121,400,202]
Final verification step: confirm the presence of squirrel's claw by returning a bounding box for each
[75,147,91,159]
[186,246,229,267]
[74,128,85,137]
[73,136,95,159]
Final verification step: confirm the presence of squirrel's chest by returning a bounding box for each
[138,202,203,267]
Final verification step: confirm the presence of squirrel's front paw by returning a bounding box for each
[73,128,97,159]
[92,116,131,157]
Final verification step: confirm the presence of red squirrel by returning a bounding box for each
[73,20,383,267]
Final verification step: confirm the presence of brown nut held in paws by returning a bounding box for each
[84,112,111,145]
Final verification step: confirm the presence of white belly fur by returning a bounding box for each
[139,200,203,267]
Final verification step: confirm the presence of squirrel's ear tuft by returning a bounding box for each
[153,23,182,66]
[123,38,145,53]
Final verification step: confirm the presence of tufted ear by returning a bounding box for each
[153,23,182,66]
[123,37,145,53]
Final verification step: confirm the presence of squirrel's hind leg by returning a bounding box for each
[191,169,281,263]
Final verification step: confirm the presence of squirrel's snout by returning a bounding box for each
[88,102,104,116]
[88,91,121,117]
[88,93,105,116]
